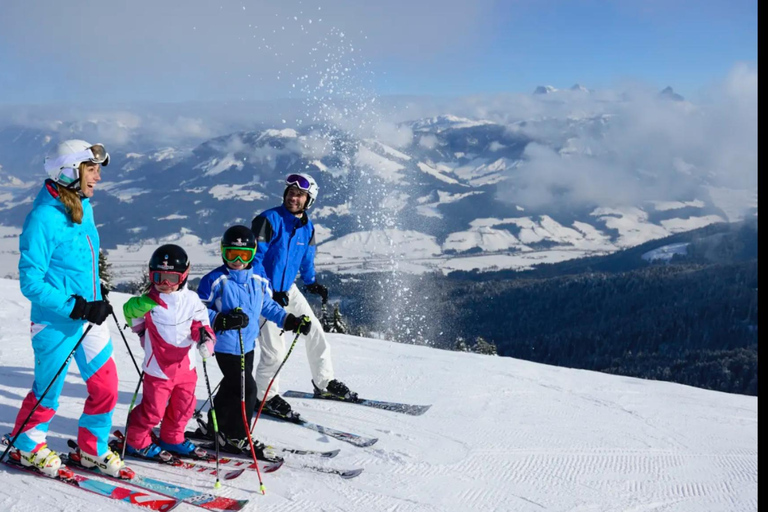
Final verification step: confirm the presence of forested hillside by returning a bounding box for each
[322,219,758,395]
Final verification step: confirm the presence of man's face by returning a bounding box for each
[284,186,308,214]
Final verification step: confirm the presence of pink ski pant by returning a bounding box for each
[125,365,197,449]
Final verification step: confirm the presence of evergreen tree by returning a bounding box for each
[99,249,114,293]
[455,337,469,352]
[473,337,498,356]
[319,302,334,332]
[127,268,151,295]
[330,304,348,334]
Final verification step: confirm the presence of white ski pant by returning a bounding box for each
[256,284,334,401]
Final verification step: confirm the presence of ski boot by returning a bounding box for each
[156,438,209,459]
[16,444,74,479]
[125,442,164,459]
[261,395,301,420]
[314,379,359,401]
[78,448,135,479]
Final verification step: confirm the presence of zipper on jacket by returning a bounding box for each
[279,221,299,292]
[86,235,97,300]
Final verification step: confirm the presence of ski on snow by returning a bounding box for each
[260,410,379,448]
[67,439,249,511]
[283,390,432,416]
[184,430,363,479]
[183,428,340,459]
[191,439,363,479]
[1,438,179,511]
[110,431,282,476]
[279,445,340,458]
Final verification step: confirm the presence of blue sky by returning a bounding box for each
[0,0,757,104]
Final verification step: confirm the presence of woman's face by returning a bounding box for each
[79,162,102,198]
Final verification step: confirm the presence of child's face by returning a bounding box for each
[154,282,181,294]
[226,259,246,270]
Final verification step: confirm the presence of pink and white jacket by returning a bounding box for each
[123,287,215,380]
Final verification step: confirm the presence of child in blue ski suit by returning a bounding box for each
[196,225,307,446]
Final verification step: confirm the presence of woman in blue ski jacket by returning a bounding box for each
[196,225,307,446]
[8,140,132,479]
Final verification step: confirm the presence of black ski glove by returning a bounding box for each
[69,295,113,325]
[273,291,289,307]
[213,310,250,331]
[305,282,329,303]
[283,314,311,335]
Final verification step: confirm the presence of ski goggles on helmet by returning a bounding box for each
[44,144,109,171]
[285,174,312,191]
[86,143,109,164]
[222,246,256,264]
[150,269,189,287]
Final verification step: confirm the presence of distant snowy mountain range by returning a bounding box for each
[0,97,757,282]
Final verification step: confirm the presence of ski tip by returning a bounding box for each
[341,468,364,479]
[324,449,341,458]
[263,460,284,473]
[357,438,378,448]
[224,469,245,480]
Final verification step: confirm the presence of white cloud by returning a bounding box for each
[419,134,438,149]
[494,66,758,212]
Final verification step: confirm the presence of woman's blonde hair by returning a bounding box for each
[56,162,86,224]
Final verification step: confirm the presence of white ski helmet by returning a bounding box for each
[44,139,109,189]
[284,173,319,209]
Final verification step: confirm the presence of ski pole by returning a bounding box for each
[1,323,93,463]
[199,328,221,490]
[120,350,153,461]
[121,369,145,461]
[194,380,221,420]
[250,317,308,435]
[238,327,265,494]
[112,311,142,377]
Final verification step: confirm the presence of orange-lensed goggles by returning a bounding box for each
[223,246,256,264]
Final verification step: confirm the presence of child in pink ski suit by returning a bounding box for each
[122,244,215,457]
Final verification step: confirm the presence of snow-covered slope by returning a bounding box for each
[0,279,757,512]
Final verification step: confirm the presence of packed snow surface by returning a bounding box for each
[0,279,756,511]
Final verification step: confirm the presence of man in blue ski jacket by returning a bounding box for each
[250,173,357,418]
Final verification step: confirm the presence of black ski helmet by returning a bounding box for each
[221,225,256,267]
[221,225,256,249]
[149,244,190,277]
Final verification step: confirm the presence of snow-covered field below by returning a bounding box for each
[0,278,757,512]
